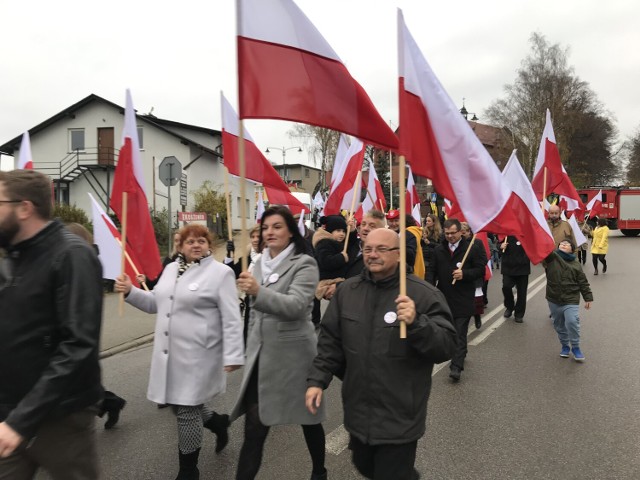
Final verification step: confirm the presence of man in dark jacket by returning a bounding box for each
[500,236,531,323]
[426,218,486,382]
[0,170,103,478]
[306,228,456,480]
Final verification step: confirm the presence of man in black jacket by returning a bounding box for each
[306,228,456,480]
[500,236,531,323]
[0,170,103,478]
[426,218,486,383]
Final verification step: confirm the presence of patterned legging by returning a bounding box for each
[172,404,215,454]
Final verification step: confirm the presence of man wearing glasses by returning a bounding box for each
[426,218,486,383]
[0,170,103,479]
[306,228,456,480]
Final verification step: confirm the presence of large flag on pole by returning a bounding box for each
[531,109,565,199]
[109,89,162,281]
[237,0,398,150]
[405,164,419,211]
[585,189,603,218]
[221,93,307,214]
[323,136,365,215]
[568,213,588,248]
[356,157,386,221]
[501,151,555,264]
[89,193,143,281]
[18,132,34,170]
[397,10,519,236]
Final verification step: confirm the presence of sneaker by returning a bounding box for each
[514,316,524,323]
[594,270,598,276]
[560,345,570,358]
[603,264,607,273]
[503,309,513,318]
[449,367,461,382]
[572,346,585,362]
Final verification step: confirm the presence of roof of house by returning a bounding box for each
[467,120,508,148]
[0,93,222,157]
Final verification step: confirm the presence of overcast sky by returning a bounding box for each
[2,0,639,171]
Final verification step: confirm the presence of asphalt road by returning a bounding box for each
[37,231,640,479]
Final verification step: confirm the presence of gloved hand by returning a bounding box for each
[226,240,235,256]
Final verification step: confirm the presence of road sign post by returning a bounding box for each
[159,156,182,254]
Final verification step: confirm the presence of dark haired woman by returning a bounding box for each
[233,206,327,480]
[590,217,610,275]
[115,224,244,479]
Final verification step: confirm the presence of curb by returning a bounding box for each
[99,334,154,360]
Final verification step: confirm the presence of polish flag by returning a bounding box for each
[328,135,349,191]
[501,150,555,264]
[443,198,453,219]
[312,191,325,210]
[397,10,520,236]
[237,0,398,150]
[405,164,420,212]
[323,136,364,215]
[221,93,307,215]
[89,193,144,281]
[411,203,422,226]
[297,212,306,236]
[255,190,266,223]
[531,110,565,199]
[568,213,588,248]
[356,157,386,221]
[585,189,603,218]
[17,132,33,170]
[109,90,162,281]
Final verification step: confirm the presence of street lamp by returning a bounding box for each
[265,146,303,183]
[459,98,479,121]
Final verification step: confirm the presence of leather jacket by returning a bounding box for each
[0,220,103,439]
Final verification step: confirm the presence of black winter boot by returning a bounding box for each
[175,448,200,480]
[203,412,230,453]
[102,391,126,429]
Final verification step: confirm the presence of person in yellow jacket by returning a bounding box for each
[590,217,610,275]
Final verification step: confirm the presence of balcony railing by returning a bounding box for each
[38,147,119,181]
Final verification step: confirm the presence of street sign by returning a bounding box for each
[180,173,188,206]
[158,156,181,187]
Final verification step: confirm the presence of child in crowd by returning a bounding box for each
[313,215,349,299]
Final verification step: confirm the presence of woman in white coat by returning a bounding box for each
[114,224,244,480]
[234,206,327,480]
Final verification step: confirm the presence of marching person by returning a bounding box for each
[306,228,456,480]
[427,218,486,382]
[232,206,327,480]
[115,224,244,480]
[543,239,593,361]
[343,209,386,280]
[547,204,577,249]
[0,170,103,479]
[591,217,610,275]
[500,236,531,323]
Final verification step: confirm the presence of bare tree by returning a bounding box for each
[486,33,618,183]
[288,124,340,193]
[625,127,640,185]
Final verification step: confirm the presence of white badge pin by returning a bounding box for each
[188,283,199,291]
[268,273,280,284]
[516,241,521,246]
[384,312,397,324]
[456,262,462,268]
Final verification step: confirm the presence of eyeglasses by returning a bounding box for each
[0,200,21,204]
[362,246,400,255]
[444,231,460,236]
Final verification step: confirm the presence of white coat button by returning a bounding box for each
[164,331,168,336]
[163,349,168,354]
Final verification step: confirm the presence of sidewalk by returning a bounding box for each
[99,236,243,358]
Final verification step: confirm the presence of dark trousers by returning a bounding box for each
[577,249,588,264]
[350,435,418,480]
[0,409,98,480]
[502,274,529,318]
[451,316,471,371]
[592,253,607,271]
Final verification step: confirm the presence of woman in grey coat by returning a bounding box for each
[115,224,244,480]
[234,206,327,480]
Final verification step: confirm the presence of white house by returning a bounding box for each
[0,93,257,230]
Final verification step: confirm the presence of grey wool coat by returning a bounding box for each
[126,256,244,406]
[230,250,325,426]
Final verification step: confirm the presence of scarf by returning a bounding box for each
[557,249,576,262]
[260,243,295,284]
[176,250,211,277]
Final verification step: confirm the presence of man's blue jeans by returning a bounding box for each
[548,302,581,347]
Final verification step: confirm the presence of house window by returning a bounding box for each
[69,129,85,151]
[237,197,241,217]
[137,126,144,149]
[305,168,310,178]
[246,199,250,218]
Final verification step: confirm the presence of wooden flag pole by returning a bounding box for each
[398,155,407,339]
[389,150,394,210]
[224,167,234,258]
[238,121,248,272]
[119,192,128,316]
[343,170,362,254]
[542,166,547,214]
[114,238,150,292]
[452,233,476,285]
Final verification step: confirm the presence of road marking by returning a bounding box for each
[324,272,547,454]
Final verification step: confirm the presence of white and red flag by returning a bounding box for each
[237,0,398,150]
[585,189,603,218]
[397,10,520,236]
[17,132,33,170]
[255,190,266,223]
[221,93,307,215]
[531,109,565,199]
[323,135,364,215]
[356,157,386,221]
[109,90,162,281]
[501,150,555,264]
[568,214,588,248]
[89,193,144,281]
[405,164,420,209]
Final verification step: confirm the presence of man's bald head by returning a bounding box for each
[548,204,561,221]
[366,227,399,248]
[363,228,400,280]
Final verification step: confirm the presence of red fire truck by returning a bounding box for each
[577,187,640,236]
